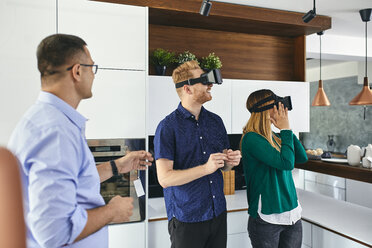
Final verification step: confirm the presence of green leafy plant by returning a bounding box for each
[200,52,222,70]
[176,51,198,65]
[150,48,176,66]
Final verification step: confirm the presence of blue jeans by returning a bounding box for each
[248,215,302,248]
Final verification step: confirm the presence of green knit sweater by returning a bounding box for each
[241,130,308,218]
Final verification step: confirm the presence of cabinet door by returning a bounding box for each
[108,222,145,248]
[0,0,55,144]
[227,233,252,248]
[346,179,372,208]
[147,76,180,136]
[204,80,232,133]
[148,220,171,248]
[231,80,310,134]
[302,220,312,247]
[312,225,366,248]
[78,70,146,139]
[58,0,147,70]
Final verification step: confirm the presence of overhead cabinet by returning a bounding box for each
[58,0,148,139]
[78,70,146,139]
[58,0,147,70]
[0,0,55,144]
[148,76,309,135]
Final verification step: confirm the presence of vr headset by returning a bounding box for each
[248,93,292,113]
[175,69,223,88]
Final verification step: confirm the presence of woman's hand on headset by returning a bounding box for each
[270,102,290,130]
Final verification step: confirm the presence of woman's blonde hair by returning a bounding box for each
[172,60,201,97]
[240,89,281,151]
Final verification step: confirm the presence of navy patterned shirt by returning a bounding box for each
[154,102,229,223]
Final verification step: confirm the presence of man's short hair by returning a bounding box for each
[37,34,87,77]
[172,60,201,84]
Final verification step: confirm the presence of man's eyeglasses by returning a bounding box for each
[66,64,98,74]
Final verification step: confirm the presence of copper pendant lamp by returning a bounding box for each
[349,8,372,106]
[312,31,331,106]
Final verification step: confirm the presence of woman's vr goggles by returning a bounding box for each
[249,94,292,113]
[175,69,223,88]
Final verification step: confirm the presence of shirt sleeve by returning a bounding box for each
[293,134,308,164]
[154,120,175,161]
[242,130,295,171]
[25,127,87,247]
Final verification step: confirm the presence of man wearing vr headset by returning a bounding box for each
[154,60,241,248]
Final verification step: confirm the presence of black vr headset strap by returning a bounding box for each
[175,77,209,89]
[248,95,276,113]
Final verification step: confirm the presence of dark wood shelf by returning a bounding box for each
[94,0,331,37]
[295,160,372,184]
[93,0,331,80]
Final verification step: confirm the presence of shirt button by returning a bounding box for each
[210,181,213,184]
[200,136,203,139]
[213,195,215,199]
[203,151,206,154]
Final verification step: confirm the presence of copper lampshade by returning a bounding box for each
[312,31,330,106]
[349,77,372,105]
[312,80,331,106]
[349,9,372,106]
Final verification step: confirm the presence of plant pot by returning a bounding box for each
[155,65,167,76]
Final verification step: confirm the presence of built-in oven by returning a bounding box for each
[88,138,146,222]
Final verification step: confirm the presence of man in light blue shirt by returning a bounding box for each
[8,34,153,248]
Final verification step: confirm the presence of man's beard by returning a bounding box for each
[193,90,212,104]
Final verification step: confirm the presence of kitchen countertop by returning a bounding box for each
[148,189,372,247]
[148,190,248,221]
[295,159,372,184]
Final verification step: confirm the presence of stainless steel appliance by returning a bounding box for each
[88,138,146,222]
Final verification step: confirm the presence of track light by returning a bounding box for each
[302,0,316,23]
[200,0,212,16]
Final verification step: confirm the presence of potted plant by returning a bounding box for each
[176,51,199,65]
[150,48,176,75]
[200,52,222,70]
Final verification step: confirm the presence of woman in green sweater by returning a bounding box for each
[240,89,308,248]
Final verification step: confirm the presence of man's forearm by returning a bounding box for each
[74,205,113,242]
[159,164,208,188]
[96,162,113,183]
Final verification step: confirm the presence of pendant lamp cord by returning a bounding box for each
[366,21,368,77]
[320,34,322,80]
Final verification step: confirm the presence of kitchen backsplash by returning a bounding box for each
[300,76,372,153]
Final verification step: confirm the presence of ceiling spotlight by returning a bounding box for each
[200,0,212,16]
[302,0,316,23]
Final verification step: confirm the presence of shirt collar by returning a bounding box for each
[177,102,206,120]
[37,91,87,130]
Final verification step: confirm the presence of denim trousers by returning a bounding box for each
[248,215,302,248]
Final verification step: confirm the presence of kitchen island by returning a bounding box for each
[295,159,372,184]
[148,189,372,248]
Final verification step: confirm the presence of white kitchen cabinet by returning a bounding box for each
[227,211,251,248]
[148,220,171,248]
[148,76,231,135]
[58,0,147,70]
[231,80,310,134]
[109,222,145,248]
[78,70,146,139]
[227,233,251,248]
[0,0,55,145]
[304,171,346,200]
[302,220,312,247]
[311,225,366,248]
[346,179,372,209]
